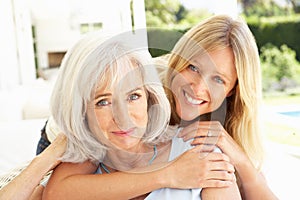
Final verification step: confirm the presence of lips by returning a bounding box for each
[112,128,135,136]
[183,91,206,105]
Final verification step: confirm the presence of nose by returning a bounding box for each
[111,95,132,130]
[191,74,210,97]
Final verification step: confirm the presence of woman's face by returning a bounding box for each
[87,66,148,151]
[171,47,237,121]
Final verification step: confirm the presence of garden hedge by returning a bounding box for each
[147,16,300,61]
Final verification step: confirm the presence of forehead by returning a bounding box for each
[190,47,236,77]
[96,57,144,93]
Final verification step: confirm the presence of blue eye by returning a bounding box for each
[128,93,141,102]
[96,99,110,107]
[214,76,225,84]
[188,65,199,72]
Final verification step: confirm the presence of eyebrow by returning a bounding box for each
[94,87,143,100]
[94,93,111,100]
[125,87,143,95]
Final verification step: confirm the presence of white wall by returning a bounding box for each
[31,0,148,69]
[13,0,36,84]
[0,0,35,91]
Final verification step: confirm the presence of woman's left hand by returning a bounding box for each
[178,121,248,168]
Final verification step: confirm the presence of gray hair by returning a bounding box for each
[50,31,172,163]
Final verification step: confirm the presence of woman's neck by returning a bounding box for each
[178,112,225,128]
[102,141,172,172]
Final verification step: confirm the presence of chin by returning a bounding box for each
[178,112,199,122]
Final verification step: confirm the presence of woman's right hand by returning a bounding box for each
[164,145,235,189]
[37,133,67,170]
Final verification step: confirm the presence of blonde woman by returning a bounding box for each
[164,14,278,199]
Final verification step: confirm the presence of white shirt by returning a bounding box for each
[145,135,202,200]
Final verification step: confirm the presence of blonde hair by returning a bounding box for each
[50,31,171,163]
[164,15,264,169]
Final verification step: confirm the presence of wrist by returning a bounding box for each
[148,162,173,189]
[33,153,60,171]
[235,158,260,185]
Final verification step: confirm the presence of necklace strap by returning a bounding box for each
[100,162,110,174]
[148,145,157,165]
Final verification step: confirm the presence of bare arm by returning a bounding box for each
[43,161,166,200]
[201,176,241,200]
[180,121,279,200]
[0,133,66,200]
[234,158,278,200]
[43,146,235,200]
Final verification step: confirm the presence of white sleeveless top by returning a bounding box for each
[144,136,202,200]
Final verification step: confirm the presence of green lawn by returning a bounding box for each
[262,92,300,147]
[263,122,300,147]
[263,87,300,105]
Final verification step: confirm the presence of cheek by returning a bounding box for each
[86,109,97,132]
[210,89,227,105]
[170,74,184,106]
[129,101,148,127]
[89,109,111,138]
[171,72,189,90]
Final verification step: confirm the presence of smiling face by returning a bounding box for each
[171,47,237,121]
[86,62,148,151]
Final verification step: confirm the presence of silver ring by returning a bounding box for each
[207,131,213,136]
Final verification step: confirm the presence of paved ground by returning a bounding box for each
[261,104,300,199]
[263,142,300,200]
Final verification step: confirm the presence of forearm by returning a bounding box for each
[236,160,278,200]
[44,147,235,199]
[43,166,167,200]
[0,134,66,200]
[0,156,55,200]
[201,183,241,200]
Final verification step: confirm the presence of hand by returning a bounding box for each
[37,133,67,170]
[178,121,248,168]
[165,145,235,189]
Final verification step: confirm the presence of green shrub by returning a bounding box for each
[147,28,187,57]
[260,43,300,91]
[247,15,300,61]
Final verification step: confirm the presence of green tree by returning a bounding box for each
[260,43,300,91]
[286,0,300,13]
[239,0,257,15]
[239,0,293,17]
[145,0,181,27]
[179,8,212,27]
[145,0,212,28]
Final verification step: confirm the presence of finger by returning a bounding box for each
[181,128,209,142]
[181,128,222,142]
[204,152,231,162]
[178,121,216,138]
[209,161,235,173]
[178,122,198,137]
[190,144,216,152]
[198,180,233,188]
[190,136,219,146]
[207,171,236,182]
